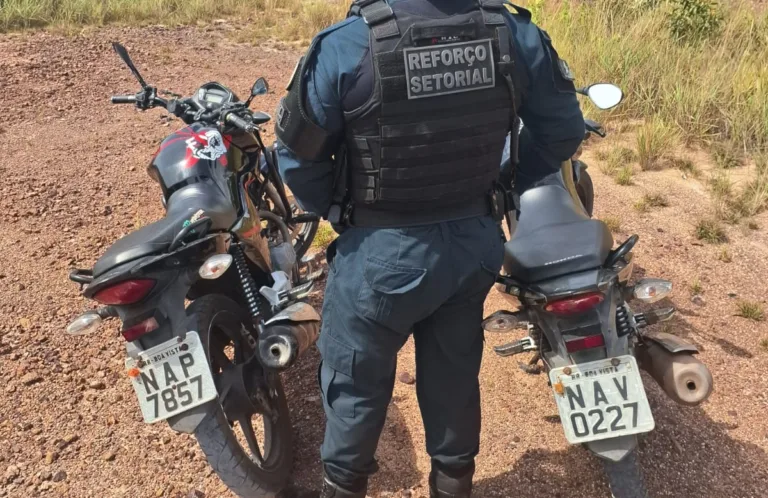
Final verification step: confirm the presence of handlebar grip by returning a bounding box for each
[111,95,136,104]
[226,113,254,132]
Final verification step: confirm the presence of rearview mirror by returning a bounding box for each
[586,83,623,110]
[251,78,269,97]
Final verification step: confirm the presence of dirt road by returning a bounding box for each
[1,25,767,498]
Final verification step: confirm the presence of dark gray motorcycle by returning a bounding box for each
[489,84,714,497]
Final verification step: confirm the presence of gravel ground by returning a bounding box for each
[0,25,767,498]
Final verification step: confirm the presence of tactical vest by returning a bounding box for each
[344,0,526,218]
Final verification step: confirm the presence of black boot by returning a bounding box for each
[429,461,474,498]
[319,473,367,498]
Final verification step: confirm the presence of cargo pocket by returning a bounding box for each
[358,256,426,330]
[318,332,356,419]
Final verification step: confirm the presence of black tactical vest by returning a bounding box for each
[344,0,525,217]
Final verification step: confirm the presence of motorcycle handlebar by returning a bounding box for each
[111,95,136,104]
[225,112,254,132]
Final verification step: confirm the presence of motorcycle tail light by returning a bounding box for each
[93,279,155,305]
[565,334,605,353]
[121,317,159,341]
[545,292,604,316]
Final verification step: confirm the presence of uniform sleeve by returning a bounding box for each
[506,15,585,192]
[276,36,346,217]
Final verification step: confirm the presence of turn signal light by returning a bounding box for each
[566,334,606,353]
[632,278,672,303]
[121,317,159,341]
[93,279,155,305]
[199,254,233,280]
[545,292,605,316]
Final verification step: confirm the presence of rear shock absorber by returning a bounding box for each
[232,244,265,321]
[616,304,632,337]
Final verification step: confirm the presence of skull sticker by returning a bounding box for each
[186,130,228,162]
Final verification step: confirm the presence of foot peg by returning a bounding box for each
[493,336,537,357]
[635,307,675,328]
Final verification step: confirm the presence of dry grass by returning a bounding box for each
[634,192,669,212]
[760,337,768,352]
[601,215,622,233]
[718,247,732,263]
[636,117,678,170]
[695,218,727,243]
[615,166,635,186]
[311,221,337,250]
[712,142,744,169]
[672,157,700,177]
[537,0,768,152]
[689,278,703,295]
[0,0,348,41]
[736,300,765,321]
[599,146,637,176]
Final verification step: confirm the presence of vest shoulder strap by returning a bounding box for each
[348,0,400,40]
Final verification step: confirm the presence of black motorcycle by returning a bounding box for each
[487,83,714,498]
[66,43,322,497]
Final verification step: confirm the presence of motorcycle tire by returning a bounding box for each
[575,164,595,218]
[602,450,649,498]
[187,295,293,498]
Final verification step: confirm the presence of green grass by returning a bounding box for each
[712,142,744,169]
[311,221,337,251]
[736,300,765,321]
[671,157,700,177]
[695,218,727,243]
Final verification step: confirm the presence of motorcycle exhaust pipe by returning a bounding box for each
[257,302,321,371]
[636,341,713,406]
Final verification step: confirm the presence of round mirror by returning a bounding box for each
[587,83,623,110]
[251,77,269,97]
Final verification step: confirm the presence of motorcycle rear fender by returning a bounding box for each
[586,435,637,462]
[168,400,217,433]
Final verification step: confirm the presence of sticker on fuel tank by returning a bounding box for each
[185,130,228,163]
[403,39,496,100]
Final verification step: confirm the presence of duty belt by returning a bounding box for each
[347,196,492,228]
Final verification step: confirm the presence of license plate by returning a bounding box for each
[125,332,217,423]
[548,356,654,444]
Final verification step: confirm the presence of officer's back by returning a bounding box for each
[275,0,584,496]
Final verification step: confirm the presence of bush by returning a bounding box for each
[670,0,724,43]
[615,166,635,186]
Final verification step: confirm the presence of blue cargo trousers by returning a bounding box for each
[317,215,505,487]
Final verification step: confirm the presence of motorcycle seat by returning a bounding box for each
[93,182,237,278]
[504,185,613,283]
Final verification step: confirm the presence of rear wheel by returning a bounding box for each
[602,450,648,498]
[188,295,293,498]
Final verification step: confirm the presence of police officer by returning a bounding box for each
[274,0,584,496]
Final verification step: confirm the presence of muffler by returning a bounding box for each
[636,339,713,406]
[257,302,321,370]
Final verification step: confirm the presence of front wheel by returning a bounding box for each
[602,450,648,498]
[187,295,293,498]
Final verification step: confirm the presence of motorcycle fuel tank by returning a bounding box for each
[147,122,247,212]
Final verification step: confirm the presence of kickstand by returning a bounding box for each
[518,353,542,375]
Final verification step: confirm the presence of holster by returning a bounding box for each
[327,144,351,225]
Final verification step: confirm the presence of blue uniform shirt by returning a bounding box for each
[277,0,585,216]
